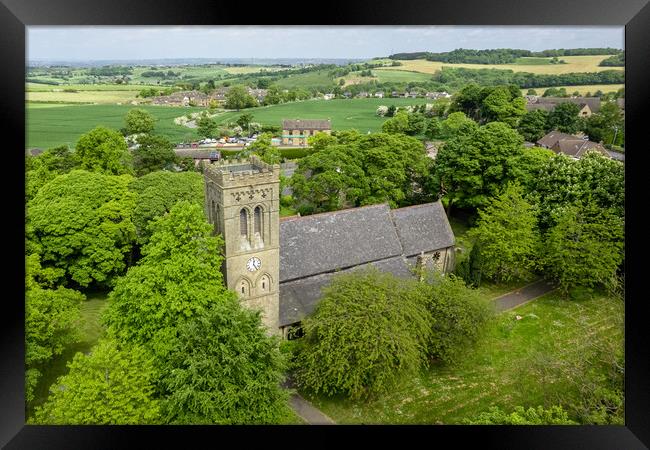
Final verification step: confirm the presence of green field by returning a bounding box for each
[371,69,433,83]
[211,98,431,133]
[27,104,203,149]
[303,291,623,424]
[274,70,334,89]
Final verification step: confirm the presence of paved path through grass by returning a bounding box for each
[493,279,556,312]
[288,393,336,425]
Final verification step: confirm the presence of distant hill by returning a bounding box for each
[388,48,624,64]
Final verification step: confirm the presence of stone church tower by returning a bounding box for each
[204,156,281,334]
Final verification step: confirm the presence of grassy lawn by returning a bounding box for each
[26,103,203,149]
[383,55,624,75]
[302,291,623,424]
[28,292,110,417]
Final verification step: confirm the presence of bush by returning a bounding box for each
[416,272,494,363]
[294,268,431,400]
[465,405,577,425]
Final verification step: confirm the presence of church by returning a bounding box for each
[204,156,456,338]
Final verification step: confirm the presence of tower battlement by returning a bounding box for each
[205,156,280,187]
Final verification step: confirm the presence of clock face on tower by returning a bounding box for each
[246,257,262,272]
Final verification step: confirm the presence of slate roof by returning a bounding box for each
[552,139,608,158]
[390,202,455,257]
[536,130,577,148]
[534,96,601,113]
[277,201,455,326]
[279,256,412,327]
[174,148,221,159]
[279,204,403,283]
[282,119,331,130]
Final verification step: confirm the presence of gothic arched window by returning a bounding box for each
[254,206,262,236]
[240,209,248,238]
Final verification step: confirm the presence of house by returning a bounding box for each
[323,93,335,100]
[536,130,611,159]
[526,97,601,117]
[407,91,419,98]
[174,148,222,167]
[281,119,332,146]
[356,91,369,98]
[151,90,210,107]
[204,157,457,337]
[374,92,384,98]
[425,91,451,100]
[391,91,400,98]
[247,88,268,104]
[343,91,352,98]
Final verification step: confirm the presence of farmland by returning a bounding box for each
[381,55,624,75]
[521,84,624,96]
[26,103,203,149]
[26,98,431,149]
[210,98,431,133]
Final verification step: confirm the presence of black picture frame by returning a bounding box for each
[2,0,648,448]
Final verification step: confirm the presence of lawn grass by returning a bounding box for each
[383,55,624,75]
[26,103,203,149]
[28,292,110,417]
[302,291,623,424]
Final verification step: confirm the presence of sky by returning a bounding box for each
[27,26,624,61]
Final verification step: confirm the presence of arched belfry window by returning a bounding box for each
[240,209,248,238]
[254,206,262,235]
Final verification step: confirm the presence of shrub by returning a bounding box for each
[465,405,577,425]
[294,268,431,400]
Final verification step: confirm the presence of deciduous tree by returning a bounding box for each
[75,126,133,175]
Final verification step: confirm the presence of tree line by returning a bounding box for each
[388,47,623,62]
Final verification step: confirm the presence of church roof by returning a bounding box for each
[278,201,455,326]
[390,202,455,257]
[282,119,331,130]
[279,203,403,283]
[279,256,413,327]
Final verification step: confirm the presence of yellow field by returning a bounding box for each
[522,84,624,96]
[337,75,378,87]
[383,55,624,75]
[26,90,147,104]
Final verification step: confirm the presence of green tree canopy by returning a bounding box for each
[129,171,205,245]
[541,200,624,294]
[294,269,431,400]
[25,253,84,403]
[132,134,178,176]
[433,121,524,211]
[507,146,555,193]
[27,170,136,287]
[75,126,133,175]
[381,110,409,134]
[196,113,218,139]
[124,108,155,135]
[247,132,281,165]
[32,339,160,424]
[291,132,433,214]
[583,101,624,145]
[225,85,257,110]
[517,109,550,142]
[439,111,479,138]
[547,102,583,134]
[467,183,540,282]
[103,201,234,353]
[159,297,289,424]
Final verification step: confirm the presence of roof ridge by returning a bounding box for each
[281,203,390,222]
